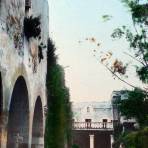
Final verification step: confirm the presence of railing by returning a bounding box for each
[73,122,113,130]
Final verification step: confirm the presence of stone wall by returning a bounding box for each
[72,102,113,122]
[0,0,49,147]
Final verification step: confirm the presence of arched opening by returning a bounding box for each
[7,76,29,148]
[31,97,43,148]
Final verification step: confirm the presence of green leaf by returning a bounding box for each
[102,15,112,22]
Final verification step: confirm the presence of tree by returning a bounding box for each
[118,88,148,126]
[111,0,148,84]
[102,1,148,147]
[111,0,148,123]
[45,38,72,148]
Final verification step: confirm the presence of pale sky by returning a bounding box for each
[48,0,141,102]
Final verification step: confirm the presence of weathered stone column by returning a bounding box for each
[29,109,33,148]
[0,111,8,148]
[110,134,114,148]
[89,135,94,148]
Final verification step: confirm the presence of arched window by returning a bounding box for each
[25,0,31,12]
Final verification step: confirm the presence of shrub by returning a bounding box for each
[24,16,41,40]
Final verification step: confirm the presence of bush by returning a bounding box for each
[120,127,148,148]
[118,88,148,127]
[24,16,41,40]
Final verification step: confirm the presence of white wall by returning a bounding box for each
[0,0,49,147]
[0,0,49,110]
[72,101,113,122]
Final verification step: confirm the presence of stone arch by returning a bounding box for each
[31,96,44,148]
[7,76,29,148]
[8,64,31,111]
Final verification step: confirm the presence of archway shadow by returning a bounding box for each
[31,96,43,148]
[7,76,29,148]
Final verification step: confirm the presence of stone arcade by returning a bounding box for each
[0,0,49,147]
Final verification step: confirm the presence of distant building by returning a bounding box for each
[72,101,114,148]
[72,101,113,123]
[111,91,137,132]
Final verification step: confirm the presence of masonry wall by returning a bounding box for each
[72,102,113,122]
[0,0,49,147]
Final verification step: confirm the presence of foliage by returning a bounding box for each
[45,65,72,148]
[109,0,148,147]
[111,59,126,75]
[38,42,46,63]
[111,0,148,123]
[24,16,41,40]
[47,38,57,68]
[119,127,148,148]
[102,15,113,22]
[118,88,148,127]
[113,123,123,141]
[72,144,80,148]
[137,66,148,83]
[45,38,72,148]
[111,0,148,84]
[24,15,46,62]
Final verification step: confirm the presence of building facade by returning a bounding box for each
[72,101,114,148]
[0,0,49,147]
[72,101,113,123]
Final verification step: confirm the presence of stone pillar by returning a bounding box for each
[29,110,33,148]
[0,111,8,148]
[89,135,94,148]
[110,134,114,148]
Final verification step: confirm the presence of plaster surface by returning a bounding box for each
[0,0,49,147]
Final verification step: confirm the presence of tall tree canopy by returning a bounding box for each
[45,38,72,148]
[108,1,148,147]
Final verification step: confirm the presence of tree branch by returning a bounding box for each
[133,23,148,67]
[102,63,148,95]
[103,63,137,89]
[123,52,145,66]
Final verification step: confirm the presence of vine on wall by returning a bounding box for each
[24,15,46,72]
[24,16,41,40]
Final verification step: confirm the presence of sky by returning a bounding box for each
[48,0,142,102]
